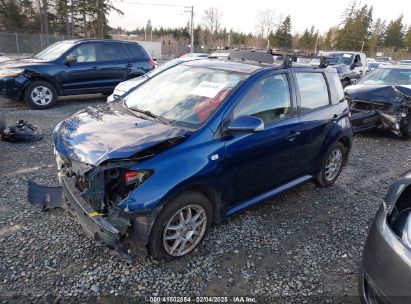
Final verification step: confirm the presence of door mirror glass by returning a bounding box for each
[225,116,264,134]
[65,55,77,64]
[354,61,362,67]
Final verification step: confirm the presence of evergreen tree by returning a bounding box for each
[384,15,405,51]
[270,15,292,49]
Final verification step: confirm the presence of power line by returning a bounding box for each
[121,1,189,8]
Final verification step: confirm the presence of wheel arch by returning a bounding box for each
[20,75,61,100]
[159,181,223,225]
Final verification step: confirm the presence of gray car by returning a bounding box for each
[360,171,411,303]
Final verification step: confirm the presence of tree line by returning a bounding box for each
[0,0,410,56]
[0,0,122,38]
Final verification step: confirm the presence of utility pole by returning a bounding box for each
[185,6,194,53]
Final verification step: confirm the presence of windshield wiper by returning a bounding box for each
[129,107,170,125]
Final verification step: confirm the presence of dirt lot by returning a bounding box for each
[0,96,410,303]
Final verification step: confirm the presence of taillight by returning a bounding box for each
[149,59,155,67]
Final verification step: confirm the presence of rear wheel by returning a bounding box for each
[315,142,345,187]
[24,81,57,109]
[148,192,212,260]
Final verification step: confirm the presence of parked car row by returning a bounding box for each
[2,40,410,302]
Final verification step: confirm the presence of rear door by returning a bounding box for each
[293,70,342,174]
[125,43,154,77]
[97,42,133,90]
[223,71,303,205]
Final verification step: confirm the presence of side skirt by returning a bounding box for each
[225,175,313,217]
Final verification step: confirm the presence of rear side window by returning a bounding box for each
[101,43,129,61]
[327,72,345,104]
[295,72,330,112]
[127,44,149,59]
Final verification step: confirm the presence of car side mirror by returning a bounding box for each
[65,55,77,64]
[225,116,264,134]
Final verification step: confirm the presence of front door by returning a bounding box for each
[222,72,302,205]
[59,42,102,95]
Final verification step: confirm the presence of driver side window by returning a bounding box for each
[233,74,292,125]
[69,43,97,63]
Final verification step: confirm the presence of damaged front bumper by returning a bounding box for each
[27,176,158,261]
[349,99,408,136]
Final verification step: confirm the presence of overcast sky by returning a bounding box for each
[108,0,409,35]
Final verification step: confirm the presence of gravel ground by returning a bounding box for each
[0,96,410,303]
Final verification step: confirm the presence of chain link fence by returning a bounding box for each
[0,32,75,55]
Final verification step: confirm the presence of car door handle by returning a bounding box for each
[125,64,133,68]
[91,66,99,70]
[332,114,343,122]
[286,131,301,142]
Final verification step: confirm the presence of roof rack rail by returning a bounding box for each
[228,50,274,64]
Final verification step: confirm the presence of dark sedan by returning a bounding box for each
[0,39,155,109]
[360,171,411,304]
[345,66,411,138]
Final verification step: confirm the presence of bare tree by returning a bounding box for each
[255,9,281,48]
[202,7,223,35]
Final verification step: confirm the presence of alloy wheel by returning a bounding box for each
[325,148,343,181]
[163,204,207,256]
[31,86,53,106]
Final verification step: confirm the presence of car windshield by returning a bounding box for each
[33,41,74,60]
[326,53,353,65]
[124,64,247,128]
[358,68,411,85]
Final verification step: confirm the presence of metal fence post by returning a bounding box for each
[15,32,19,54]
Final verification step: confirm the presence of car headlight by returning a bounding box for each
[0,68,25,77]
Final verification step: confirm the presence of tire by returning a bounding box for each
[24,81,58,109]
[148,191,212,261]
[315,142,345,187]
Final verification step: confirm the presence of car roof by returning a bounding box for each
[321,51,365,55]
[181,58,330,74]
[379,65,411,69]
[63,39,141,45]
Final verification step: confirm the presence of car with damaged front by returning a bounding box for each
[345,66,411,138]
[34,52,352,261]
[359,171,411,304]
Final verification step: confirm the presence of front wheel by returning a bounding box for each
[315,142,345,187]
[148,192,212,260]
[24,81,57,109]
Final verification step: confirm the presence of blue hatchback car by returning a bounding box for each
[52,52,352,260]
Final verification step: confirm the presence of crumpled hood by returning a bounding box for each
[345,84,411,104]
[0,58,48,69]
[53,103,191,165]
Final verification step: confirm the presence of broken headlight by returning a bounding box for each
[103,168,152,206]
